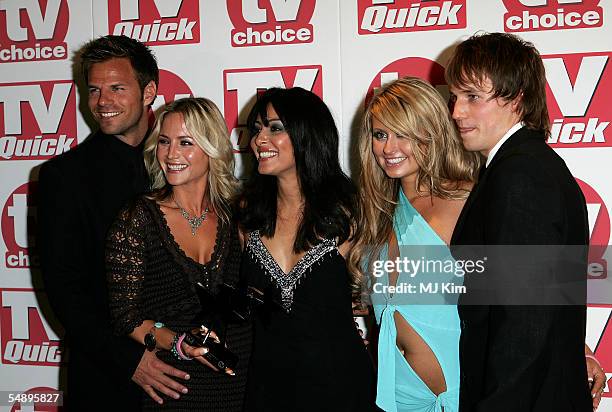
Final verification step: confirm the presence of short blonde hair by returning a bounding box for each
[144,97,237,224]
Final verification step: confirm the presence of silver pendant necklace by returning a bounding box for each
[174,197,209,236]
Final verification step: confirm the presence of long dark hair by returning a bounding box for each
[236,87,358,253]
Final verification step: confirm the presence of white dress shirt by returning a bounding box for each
[485,122,524,168]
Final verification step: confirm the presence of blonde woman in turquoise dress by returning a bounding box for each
[348,77,606,412]
[349,77,479,412]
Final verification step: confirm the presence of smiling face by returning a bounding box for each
[371,116,420,186]
[250,104,296,179]
[156,112,210,189]
[449,77,521,157]
[87,57,156,146]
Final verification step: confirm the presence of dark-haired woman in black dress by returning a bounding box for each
[236,87,377,411]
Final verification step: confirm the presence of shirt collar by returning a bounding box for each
[485,122,524,168]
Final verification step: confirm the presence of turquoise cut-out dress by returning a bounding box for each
[372,190,461,412]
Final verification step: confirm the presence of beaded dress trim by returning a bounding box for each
[247,230,337,312]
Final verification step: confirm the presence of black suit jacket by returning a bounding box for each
[451,127,591,412]
[38,131,149,410]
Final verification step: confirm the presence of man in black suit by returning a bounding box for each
[447,33,591,411]
[38,35,189,410]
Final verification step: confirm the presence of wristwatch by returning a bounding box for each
[144,322,164,351]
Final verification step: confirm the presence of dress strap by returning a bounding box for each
[394,189,446,247]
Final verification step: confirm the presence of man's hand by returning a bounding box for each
[132,350,189,405]
[586,355,606,411]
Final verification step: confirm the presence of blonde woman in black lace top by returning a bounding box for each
[106,97,251,410]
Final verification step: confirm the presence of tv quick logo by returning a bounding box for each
[358,0,466,35]
[545,52,611,147]
[577,179,609,279]
[366,56,447,104]
[2,183,38,269]
[152,69,194,112]
[0,0,70,63]
[586,305,612,394]
[503,0,602,32]
[108,0,200,46]
[0,289,62,366]
[228,0,316,47]
[223,65,323,153]
[0,81,77,161]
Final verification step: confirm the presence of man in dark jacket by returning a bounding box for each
[448,33,591,411]
[38,35,189,410]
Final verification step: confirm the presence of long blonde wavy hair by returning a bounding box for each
[144,97,238,224]
[348,77,481,293]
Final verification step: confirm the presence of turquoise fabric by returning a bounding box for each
[372,190,461,412]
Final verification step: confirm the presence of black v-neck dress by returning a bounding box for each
[106,197,252,411]
[242,230,377,412]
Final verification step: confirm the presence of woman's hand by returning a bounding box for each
[180,328,235,376]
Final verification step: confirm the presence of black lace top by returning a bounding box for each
[106,196,251,411]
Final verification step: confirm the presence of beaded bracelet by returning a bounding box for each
[170,333,193,361]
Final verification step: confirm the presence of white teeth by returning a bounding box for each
[167,164,187,171]
[259,151,278,158]
[99,112,120,118]
[386,157,407,164]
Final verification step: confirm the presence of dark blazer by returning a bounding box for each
[451,127,591,411]
[38,131,149,410]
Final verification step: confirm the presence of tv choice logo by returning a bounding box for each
[0,80,77,161]
[152,69,194,113]
[0,0,69,63]
[223,65,323,153]
[358,0,466,35]
[0,289,62,366]
[2,183,38,270]
[108,0,200,46]
[544,52,611,147]
[366,56,447,104]
[502,0,603,32]
[227,0,316,47]
[576,179,610,280]
[586,305,612,396]
[9,387,63,411]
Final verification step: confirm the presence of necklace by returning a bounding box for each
[174,197,209,236]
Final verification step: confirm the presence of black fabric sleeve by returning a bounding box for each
[106,202,148,336]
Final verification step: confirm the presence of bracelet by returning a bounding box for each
[586,354,602,368]
[170,333,193,361]
[177,333,193,360]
